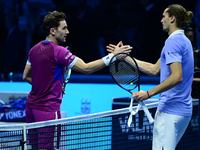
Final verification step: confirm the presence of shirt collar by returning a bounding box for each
[43,40,53,43]
[168,30,184,38]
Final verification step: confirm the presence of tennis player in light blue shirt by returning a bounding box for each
[127,4,194,150]
[159,29,194,117]
[107,4,194,150]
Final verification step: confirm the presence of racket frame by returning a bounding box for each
[109,52,154,126]
[109,52,140,94]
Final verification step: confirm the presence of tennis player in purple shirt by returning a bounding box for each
[107,4,194,150]
[23,11,132,149]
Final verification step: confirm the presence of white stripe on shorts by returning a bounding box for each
[55,111,58,119]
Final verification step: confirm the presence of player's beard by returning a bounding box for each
[162,25,169,33]
[57,36,66,44]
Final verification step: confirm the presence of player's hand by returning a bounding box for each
[106,41,123,53]
[106,41,132,54]
[132,90,148,102]
[62,86,66,95]
[113,45,132,55]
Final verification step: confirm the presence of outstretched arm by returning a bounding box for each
[135,58,160,77]
[107,43,160,77]
[72,43,132,74]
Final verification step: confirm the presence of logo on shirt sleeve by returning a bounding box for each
[168,52,177,55]
[65,55,70,60]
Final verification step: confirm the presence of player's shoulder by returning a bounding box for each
[53,45,67,51]
[166,33,186,44]
[29,41,42,54]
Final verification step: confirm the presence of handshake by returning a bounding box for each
[102,41,133,66]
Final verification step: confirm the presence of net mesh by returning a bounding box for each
[0,99,199,150]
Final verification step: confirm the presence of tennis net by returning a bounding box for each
[0,99,198,150]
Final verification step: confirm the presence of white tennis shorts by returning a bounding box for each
[152,111,191,150]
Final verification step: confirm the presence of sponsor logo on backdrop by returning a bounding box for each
[0,110,26,120]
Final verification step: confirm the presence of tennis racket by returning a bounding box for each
[63,46,72,89]
[109,52,154,127]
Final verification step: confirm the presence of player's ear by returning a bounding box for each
[170,15,176,23]
[50,28,56,35]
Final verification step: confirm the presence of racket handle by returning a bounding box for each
[140,101,154,123]
[64,69,71,84]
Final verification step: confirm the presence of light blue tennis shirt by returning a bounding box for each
[158,30,194,116]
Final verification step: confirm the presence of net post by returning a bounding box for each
[22,125,27,150]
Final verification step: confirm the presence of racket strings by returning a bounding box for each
[113,73,138,89]
[110,60,139,90]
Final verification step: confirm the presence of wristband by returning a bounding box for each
[102,53,116,66]
[147,91,151,98]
